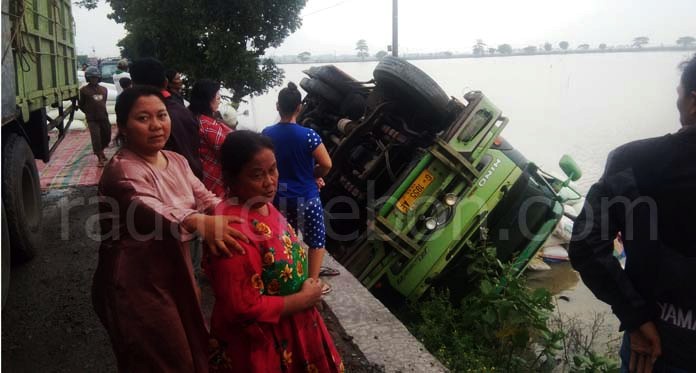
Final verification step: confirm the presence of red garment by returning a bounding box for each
[199,114,232,197]
[93,149,221,372]
[207,202,343,373]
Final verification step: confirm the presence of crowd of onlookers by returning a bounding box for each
[80,57,343,372]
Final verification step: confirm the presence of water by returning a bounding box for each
[238,51,692,193]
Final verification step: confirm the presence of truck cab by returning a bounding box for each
[297,57,581,301]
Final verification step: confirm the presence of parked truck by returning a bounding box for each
[1,0,79,304]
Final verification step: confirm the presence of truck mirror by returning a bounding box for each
[559,154,582,182]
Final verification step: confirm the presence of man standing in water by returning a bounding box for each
[569,55,696,372]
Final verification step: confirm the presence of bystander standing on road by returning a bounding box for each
[78,66,110,167]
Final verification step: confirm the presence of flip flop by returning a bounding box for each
[321,282,333,295]
[319,266,340,277]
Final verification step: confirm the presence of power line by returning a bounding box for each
[302,0,354,17]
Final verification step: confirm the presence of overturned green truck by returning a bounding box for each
[298,57,582,301]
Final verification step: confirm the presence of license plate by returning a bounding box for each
[396,169,435,213]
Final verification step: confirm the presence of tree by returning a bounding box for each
[632,36,649,48]
[497,44,513,55]
[76,54,89,67]
[375,50,388,59]
[543,42,552,52]
[487,48,496,55]
[76,0,307,102]
[577,44,590,50]
[523,46,537,54]
[356,39,369,60]
[676,36,696,48]
[599,43,607,51]
[472,39,486,55]
[297,51,311,63]
[559,41,569,51]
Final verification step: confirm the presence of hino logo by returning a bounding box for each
[478,158,502,187]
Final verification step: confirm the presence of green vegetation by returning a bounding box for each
[677,36,696,48]
[375,50,389,59]
[405,245,620,372]
[298,51,312,63]
[76,0,307,101]
[356,39,369,60]
[632,36,649,48]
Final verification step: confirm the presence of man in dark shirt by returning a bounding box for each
[79,67,111,167]
[569,55,696,373]
[129,58,203,179]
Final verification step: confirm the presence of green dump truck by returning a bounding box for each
[298,57,582,301]
[1,0,79,303]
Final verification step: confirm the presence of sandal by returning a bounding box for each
[321,282,333,295]
[319,266,340,277]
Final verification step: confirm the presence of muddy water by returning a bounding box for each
[527,262,622,355]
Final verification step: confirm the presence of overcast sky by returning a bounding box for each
[74,0,696,57]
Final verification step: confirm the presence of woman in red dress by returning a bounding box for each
[189,79,232,198]
[207,130,343,373]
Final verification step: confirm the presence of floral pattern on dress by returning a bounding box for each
[253,220,272,238]
[259,228,307,296]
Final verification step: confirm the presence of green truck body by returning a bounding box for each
[2,0,79,304]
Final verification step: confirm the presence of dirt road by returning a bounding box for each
[2,186,116,371]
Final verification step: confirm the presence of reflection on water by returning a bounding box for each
[526,262,580,295]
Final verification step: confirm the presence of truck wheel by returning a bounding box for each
[1,133,42,263]
[2,202,10,307]
[373,56,451,127]
[305,65,359,95]
[300,77,343,106]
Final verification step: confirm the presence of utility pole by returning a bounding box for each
[392,0,398,57]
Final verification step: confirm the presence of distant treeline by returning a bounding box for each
[271,45,696,65]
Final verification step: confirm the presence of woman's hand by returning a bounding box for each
[281,278,324,316]
[300,278,323,306]
[183,214,249,256]
[315,177,325,190]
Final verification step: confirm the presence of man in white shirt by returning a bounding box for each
[112,59,131,96]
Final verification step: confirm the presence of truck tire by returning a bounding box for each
[300,77,343,106]
[1,133,42,263]
[305,65,359,95]
[2,202,10,307]
[373,56,451,127]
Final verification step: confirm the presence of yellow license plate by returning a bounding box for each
[396,169,435,213]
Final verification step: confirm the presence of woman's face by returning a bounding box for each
[229,148,278,207]
[122,95,171,155]
[210,90,222,113]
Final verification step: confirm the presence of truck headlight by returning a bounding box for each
[443,193,458,206]
[424,217,438,230]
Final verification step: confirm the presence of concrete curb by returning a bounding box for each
[321,255,448,372]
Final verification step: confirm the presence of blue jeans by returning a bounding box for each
[620,332,690,373]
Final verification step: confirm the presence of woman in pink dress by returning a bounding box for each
[207,130,343,373]
[92,86,247,372]
[189,79,232,198]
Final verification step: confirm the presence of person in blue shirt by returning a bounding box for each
[263,82,333,288]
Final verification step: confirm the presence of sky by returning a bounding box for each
[74,0,696,58]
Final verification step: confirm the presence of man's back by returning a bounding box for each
[163,94,203,179]
[570,127,696,369]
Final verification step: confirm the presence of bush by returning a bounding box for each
[406,245,619,372]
